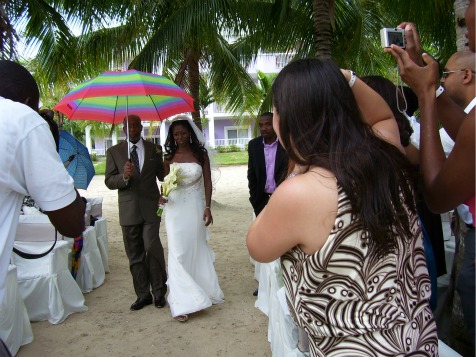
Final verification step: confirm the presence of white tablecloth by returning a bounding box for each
[0,265,33,355]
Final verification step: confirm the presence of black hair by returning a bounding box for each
[360,76,414,147]
[401,86,419,117]
[39,109,60,152]
[259,112,273,119]
[0,60,40,110]
[164,120,208,165]
[272,58,417,258]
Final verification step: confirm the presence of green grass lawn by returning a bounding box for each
[94,161,106,175]
[93,151,247,175]
[213,151,247,166]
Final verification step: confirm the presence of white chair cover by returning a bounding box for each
[255,261,273,316]
[16,214,56,242]
[11,241,88,324]
[87,197,103,218]
[84,202,91,227]
[66,226,105,293]
[258,260,306,356]
[0,265,33,355]
[94,217,109,273]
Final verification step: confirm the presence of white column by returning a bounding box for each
[85,126,92,153]
[112,128,118,146]
[208,104,216,148]
[160,121,167,146]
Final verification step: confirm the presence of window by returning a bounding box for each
[227,128,248,139]
[275,54,290,69]
[224,126,249,147]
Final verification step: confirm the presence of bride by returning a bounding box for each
[160,116,224,322]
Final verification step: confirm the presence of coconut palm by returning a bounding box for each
[235,0,457,74]
[8,0,464,130]
[45,0,262,130]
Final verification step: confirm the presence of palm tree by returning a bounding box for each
[45,0,262,130]
[236,0,457,74]
[10,0,462,130]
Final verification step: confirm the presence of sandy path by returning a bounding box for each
[17,165,271,357]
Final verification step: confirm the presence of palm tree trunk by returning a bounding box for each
[189,54,201,130]
[454,0,469,50]
[312,0,333,59]
[0,0,17,59]
[174,47,202,130]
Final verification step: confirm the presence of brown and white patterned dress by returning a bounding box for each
[281,185,438,357]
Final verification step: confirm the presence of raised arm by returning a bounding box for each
[105,148,129,190]
[386,45,475,212]
[396,22,466,139]
[341,69,404,153]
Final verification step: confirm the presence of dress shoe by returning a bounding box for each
[253,288,258,297]
[154,296,167,308]
[130,296,153,311]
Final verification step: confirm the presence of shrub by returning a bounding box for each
[90,152,97,161]
[215,144,242,153]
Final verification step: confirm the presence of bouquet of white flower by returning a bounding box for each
[157,163,183,217]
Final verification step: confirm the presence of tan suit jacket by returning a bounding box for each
[105,140,164,226]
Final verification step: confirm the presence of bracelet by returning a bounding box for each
[348,70,356,88]
[205,207,211,210]
[435,85,444,98]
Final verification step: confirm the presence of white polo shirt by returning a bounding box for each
[0,97,77,305]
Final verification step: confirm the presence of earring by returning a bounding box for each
[174,141,177,146]
[189,136,192,143]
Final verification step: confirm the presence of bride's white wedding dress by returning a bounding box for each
[164,162,224,317]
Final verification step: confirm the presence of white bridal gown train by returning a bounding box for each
[164,162,224,317]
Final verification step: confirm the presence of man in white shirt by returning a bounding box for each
[0,60,85,356]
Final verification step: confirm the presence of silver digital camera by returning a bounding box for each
[380,28,405,48]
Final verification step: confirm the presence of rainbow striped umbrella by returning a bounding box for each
[54,69,194,124]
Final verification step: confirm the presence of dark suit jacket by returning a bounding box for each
[105,139,164,226]
[247,136,287,215]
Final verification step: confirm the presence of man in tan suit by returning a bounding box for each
[105,114,167,310]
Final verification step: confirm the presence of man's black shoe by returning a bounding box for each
[154,296,167,308]
[130,296,153,311]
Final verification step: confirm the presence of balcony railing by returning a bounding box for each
[91,148,106,156]
[213,138,250,148]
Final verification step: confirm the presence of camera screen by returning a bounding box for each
[380,28,405,48]
[388,31,404,47]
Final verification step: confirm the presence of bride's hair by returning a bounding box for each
[164,119,208,165]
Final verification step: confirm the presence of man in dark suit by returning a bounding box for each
[105,114,167,311]
[247,112,287,216]
[247,112,288,296]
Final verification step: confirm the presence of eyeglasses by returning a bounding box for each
[441,69,476,79]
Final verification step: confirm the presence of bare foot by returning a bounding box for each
[175,315,189,323]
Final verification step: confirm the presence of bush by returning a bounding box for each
[215,144,242,153]
[90,152,97,161]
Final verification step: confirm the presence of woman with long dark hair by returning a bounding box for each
[247,59,437,355]
[160,116,224,322]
